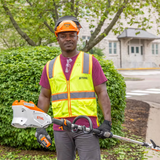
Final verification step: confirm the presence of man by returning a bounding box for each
[36,15,112,160]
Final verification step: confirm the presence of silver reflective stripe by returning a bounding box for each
[52,92,96,101]
[83,53,89,74]
[52,93,68,101]
[70,92,96,99]
[49,58,56,79]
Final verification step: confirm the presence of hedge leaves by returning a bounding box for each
[0,46,126,150]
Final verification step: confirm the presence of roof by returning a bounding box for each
[117,28,160,39]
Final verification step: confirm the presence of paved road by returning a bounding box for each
[118,70,160,103]
[118,70,160,159]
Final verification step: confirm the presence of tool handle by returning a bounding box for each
[52,118,64,126]
[93,129,113,138]
[51,117,160,152]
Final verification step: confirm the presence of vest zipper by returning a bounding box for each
[67,81,71,116]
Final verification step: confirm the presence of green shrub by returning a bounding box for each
[94,54,126,148]
[0,46,126,151]
[89,47,104,56]
[77,45,104,56]
[0,46,60,151]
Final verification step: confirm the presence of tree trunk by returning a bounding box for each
[2,1,37,46]
[2,38,10,48]
[82,1,127,52]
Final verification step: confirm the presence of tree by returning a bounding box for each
[0,0,159,50]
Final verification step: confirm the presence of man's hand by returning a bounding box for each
[35,128,52,149]
[96,120,112,139]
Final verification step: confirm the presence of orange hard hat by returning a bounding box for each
[55,20,80,37]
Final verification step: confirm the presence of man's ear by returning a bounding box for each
[77,34,79,41]
[56,36,59,42]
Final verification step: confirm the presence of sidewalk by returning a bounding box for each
[117,68,160,71]
[144,101,160,159]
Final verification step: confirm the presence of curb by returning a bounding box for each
[117,68,160,71]
[144,101,160,160]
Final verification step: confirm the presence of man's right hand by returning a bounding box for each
[96,120,112,139]
[35,128,52,149]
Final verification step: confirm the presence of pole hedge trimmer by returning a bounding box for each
[11,100,160,152]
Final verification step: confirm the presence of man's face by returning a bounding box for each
[57,31,78,52]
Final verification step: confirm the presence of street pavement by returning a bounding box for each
[118,70,160,160]
[119,70,160,104]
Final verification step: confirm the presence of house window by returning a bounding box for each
[136,47,139,53]
[82,36,90,41]
[82,36,86,40]
[152,44,154,54]
[131,46,140,54]
[131,47,134,53]
[156,44,158,54]
[128,46,129,55]
[141,46,143,55]
[109,42,117,54]
[114,42,117,54]
[109,42,112,54]
[81,36,90,46]
[152,43,159,54]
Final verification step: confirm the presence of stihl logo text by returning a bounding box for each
[37,116,44,120]
[64,24,70,28]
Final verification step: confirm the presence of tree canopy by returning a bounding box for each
[0,0,160,51]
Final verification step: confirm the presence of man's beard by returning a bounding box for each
[66,49,73,53]
[65,46,76,53]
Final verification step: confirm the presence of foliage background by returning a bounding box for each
[0,46,126,150]
[1,0,159,51]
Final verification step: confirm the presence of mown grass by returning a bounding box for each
[124,77,144,81]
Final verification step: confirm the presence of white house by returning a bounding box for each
[78,9,160,69]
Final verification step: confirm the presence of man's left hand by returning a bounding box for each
[35,128,52,149]
[96,120,112,139]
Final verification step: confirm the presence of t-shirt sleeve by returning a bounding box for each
[39,64,50,89]
[92,56,108,86]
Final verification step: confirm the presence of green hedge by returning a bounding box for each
[0,46,126,151]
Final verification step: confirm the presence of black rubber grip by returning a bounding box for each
[142,142,149,147]
[52,118,63,126]
[92,128,101,134]
[93,129,113,138]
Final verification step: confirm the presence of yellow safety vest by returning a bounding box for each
[46,51,98,119]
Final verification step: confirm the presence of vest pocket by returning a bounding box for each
[71,99,97,116]
[52,101,69,117]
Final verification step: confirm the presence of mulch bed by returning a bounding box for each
[124,99,150,140]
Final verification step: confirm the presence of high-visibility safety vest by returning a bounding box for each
[46,51,98,119]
